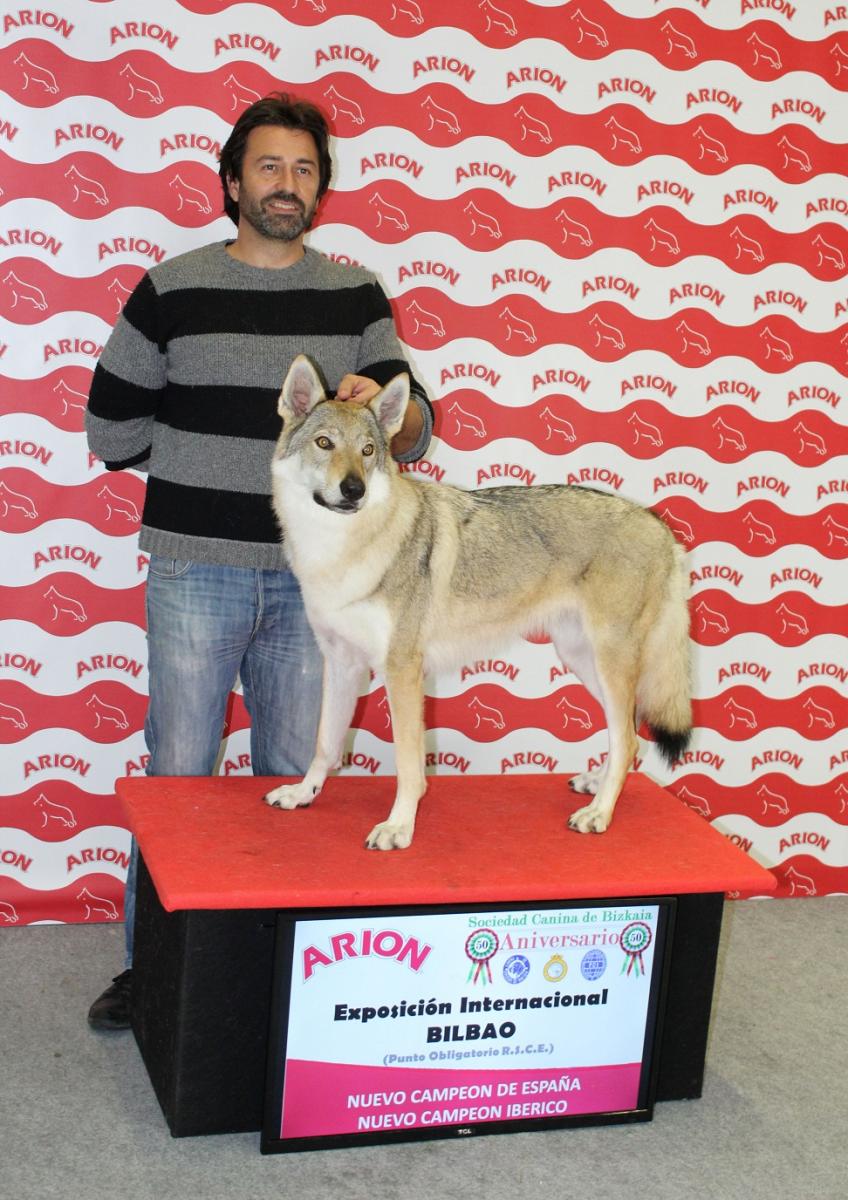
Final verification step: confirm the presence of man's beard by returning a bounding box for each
[239,191,315,242]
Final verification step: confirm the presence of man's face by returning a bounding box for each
[228,125,322,243]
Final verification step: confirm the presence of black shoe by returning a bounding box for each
[88,969,133,1031]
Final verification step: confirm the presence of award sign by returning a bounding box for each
[262,898,672,1153]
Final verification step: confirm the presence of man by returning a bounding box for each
[85,94,433,1029]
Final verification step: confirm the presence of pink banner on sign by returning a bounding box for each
[280,1059,642,1139]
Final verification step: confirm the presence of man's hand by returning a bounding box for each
[335,374,381,405]
[335,373,424,457]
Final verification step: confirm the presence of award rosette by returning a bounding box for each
[619,921,653,977]
[465,928,499,985]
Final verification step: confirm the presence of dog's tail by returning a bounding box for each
[637,541,692,767]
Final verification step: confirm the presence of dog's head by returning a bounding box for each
[273,355,409,515]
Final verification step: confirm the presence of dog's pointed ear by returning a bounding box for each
[369,374,409,440]
[279,355,325,420]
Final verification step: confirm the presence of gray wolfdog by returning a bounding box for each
[266,356,692,850]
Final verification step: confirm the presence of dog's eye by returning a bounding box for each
[362,443,374,457]
[315,436,333,450]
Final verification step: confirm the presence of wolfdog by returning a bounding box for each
[266,356,692,850]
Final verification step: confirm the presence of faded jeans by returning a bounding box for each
[123,557,323,965]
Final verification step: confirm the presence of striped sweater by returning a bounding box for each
[86,241,433,568]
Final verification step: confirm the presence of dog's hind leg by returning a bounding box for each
[365,653,426,850]
[551,615,608,800]
[566,645,638,834]
[264,647,364,812]
[569,767,603,796]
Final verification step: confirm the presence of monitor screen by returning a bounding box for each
[262,897,673,1153]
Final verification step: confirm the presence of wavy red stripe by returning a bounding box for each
[668,773,848,823]
[0,574,147,633]
[689,590,845,644]
[323,190,848,279]
[6,185,848,279]
[0,469,146,534]
[343,683,848,742]
[766,856,847,899]
[0,680,146,743]
[1,369,93,432]
[2,45,845,179]
[0,873,125,925]
[0,150,220,228]
[1,783,129,840]
[693,687,847,741]
[434,394,845,464]
[1,258,146,325]
[391,289,848,372]
[650,495,848,557]
[167,0,848,92]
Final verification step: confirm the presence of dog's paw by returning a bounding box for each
[569,771,601,796]
[568,802,610,834]
[365,821,413,851]
[264,781,318,811]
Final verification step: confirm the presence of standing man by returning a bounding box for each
[85,94,433,1029]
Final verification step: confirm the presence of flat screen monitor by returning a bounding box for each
[262,897,674,1153]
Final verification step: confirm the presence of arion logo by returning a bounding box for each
[302,928,432,981]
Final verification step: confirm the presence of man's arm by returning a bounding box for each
[86,274,166,471]
[389,393,424,458]
[354,282,434,462]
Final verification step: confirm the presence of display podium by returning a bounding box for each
[117,774,776,1141]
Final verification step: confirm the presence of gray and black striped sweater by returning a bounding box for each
[86,241,434,568]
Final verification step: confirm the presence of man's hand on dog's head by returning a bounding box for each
[334,371,423,456]
[335,374,380,405]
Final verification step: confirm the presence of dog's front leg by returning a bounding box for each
[365,654,426,850]
[264,647,363,813]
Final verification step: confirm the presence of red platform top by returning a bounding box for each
[116,774,775,912]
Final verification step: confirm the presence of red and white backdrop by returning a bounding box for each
[1,0,846,924]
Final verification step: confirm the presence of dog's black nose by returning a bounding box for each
[340,474,365,502]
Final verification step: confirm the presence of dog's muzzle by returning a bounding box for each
[313,473,366,514]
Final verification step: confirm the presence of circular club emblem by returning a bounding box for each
[466,928,499,985]
[619,921,653,977]
[503,954,530,984]
[543,953,568,982]
[580,948,607,981]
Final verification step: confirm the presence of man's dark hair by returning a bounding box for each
[218,93,333,224]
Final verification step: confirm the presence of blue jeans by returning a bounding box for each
[124,557,323,965]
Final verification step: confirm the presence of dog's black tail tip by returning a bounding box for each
[648,724,692,768]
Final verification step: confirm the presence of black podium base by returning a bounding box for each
[132,856,724,1138]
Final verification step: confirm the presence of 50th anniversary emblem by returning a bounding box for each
[619,921,653,977]
[466,927,499,984]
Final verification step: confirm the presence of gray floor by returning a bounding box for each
[1,897,844,1200]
